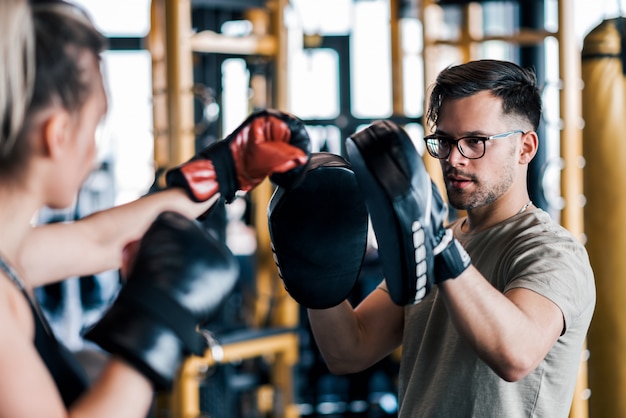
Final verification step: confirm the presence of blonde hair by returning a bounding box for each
[0,0,35,160]
[0,0,106,179]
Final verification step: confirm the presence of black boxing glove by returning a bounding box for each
[430,181,472,283]
[166,109,311,203]
[346,120,470,305]
[83,211,239,390]
[268,153,369,309]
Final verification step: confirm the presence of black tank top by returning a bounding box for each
[0,255,89,407]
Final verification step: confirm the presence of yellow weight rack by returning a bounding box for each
[148,0,300,417]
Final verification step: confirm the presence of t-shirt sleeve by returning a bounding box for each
[503,231,595,333]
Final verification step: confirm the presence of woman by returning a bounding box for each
[0,1,308,416]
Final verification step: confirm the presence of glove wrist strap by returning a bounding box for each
[434,230,471,283]
[200,140,239,203]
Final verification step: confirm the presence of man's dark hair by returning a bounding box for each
[426,59,542,132]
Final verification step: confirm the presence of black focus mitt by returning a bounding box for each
[346,121,440,305]
[268,152,369,309]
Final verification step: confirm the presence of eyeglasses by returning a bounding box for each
[424,130,525,160]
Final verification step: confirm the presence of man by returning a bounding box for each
[297,59,595,417]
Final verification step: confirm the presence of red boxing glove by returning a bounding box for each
[166,109,311,203]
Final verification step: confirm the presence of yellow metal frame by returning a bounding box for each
[149,0,196,172]
[557,4,587,417]
[158,330,300,418]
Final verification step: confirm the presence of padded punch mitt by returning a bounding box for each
[346,120,436,306]
[268,152,369,309]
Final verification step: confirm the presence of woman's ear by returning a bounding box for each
[519,130,538,165]
[41,110,71,158]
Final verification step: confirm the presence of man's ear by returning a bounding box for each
[519,131,538,165]
[41,110,71,158]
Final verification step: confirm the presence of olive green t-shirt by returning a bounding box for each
[396,209,596,418]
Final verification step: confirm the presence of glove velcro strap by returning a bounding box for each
[200,140,239,203]
[433,229,471,283]
[117,283,206,356]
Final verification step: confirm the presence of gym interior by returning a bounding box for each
[36,0,625,417]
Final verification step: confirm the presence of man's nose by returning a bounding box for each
[446,142,467,166]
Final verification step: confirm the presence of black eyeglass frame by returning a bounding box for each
[423,130,526,160]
